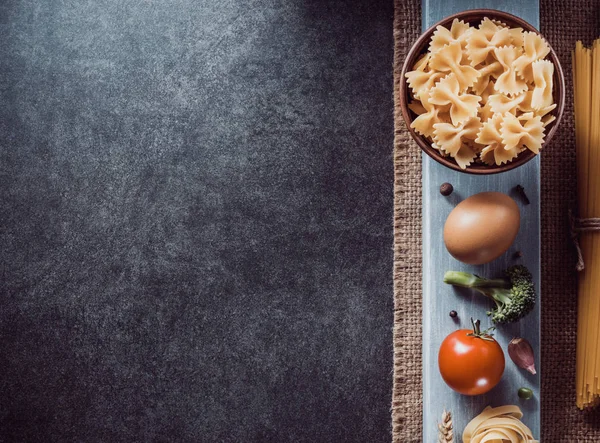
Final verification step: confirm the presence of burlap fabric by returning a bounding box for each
[392,1,600,441]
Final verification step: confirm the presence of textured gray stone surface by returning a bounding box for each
[0,0,394,441]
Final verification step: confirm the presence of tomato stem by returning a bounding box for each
[467,317,496,341]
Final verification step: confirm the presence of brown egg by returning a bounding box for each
[444,192,520,265]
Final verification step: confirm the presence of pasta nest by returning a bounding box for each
[463,405,538,443]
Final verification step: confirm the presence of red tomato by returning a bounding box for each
[438,326,505,396]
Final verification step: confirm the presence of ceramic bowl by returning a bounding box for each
[399,9,565,174]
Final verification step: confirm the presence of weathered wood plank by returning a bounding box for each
[421,1,541,441]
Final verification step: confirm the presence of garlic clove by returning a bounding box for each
[508,337,536,375]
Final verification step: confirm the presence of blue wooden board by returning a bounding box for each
[421,1,541,441]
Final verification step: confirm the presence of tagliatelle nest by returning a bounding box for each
[463,405,538,443]
[405,18,555,169]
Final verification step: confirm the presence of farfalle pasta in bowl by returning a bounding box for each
[400,9,565,174]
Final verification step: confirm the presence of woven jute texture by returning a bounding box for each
[391,0,422,441]
[392,1,600,441]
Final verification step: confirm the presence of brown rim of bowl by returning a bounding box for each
[399,9,566,175]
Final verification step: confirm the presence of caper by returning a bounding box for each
[518,387,533,400]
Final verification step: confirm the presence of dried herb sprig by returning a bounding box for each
[515,185,530,205]
[437,409,454,443]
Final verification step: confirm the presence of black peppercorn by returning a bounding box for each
[440,183,453,196]
[449,310,458,318]
[514,250,523,259]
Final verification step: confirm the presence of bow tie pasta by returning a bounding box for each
[466,26,512,66]
[514,31,550,82]
[430,41,481,90]
[409,90,449,138]
[429,74,481,125]
[471,61,503,95]
[429,18,472,53]
[501,112,545,154]
[405,16,555,169]
[477,114,524,165]
[531,59,554,109]
[433,116,481,156]
[495,46,529,96]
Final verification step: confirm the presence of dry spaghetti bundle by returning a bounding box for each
[573,39,600,409]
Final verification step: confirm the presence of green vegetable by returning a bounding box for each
[443,265,536,325]
[518,387,533,400]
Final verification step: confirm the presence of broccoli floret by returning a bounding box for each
[443,265,536,325]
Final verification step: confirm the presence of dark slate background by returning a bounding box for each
[0,0,394,441]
